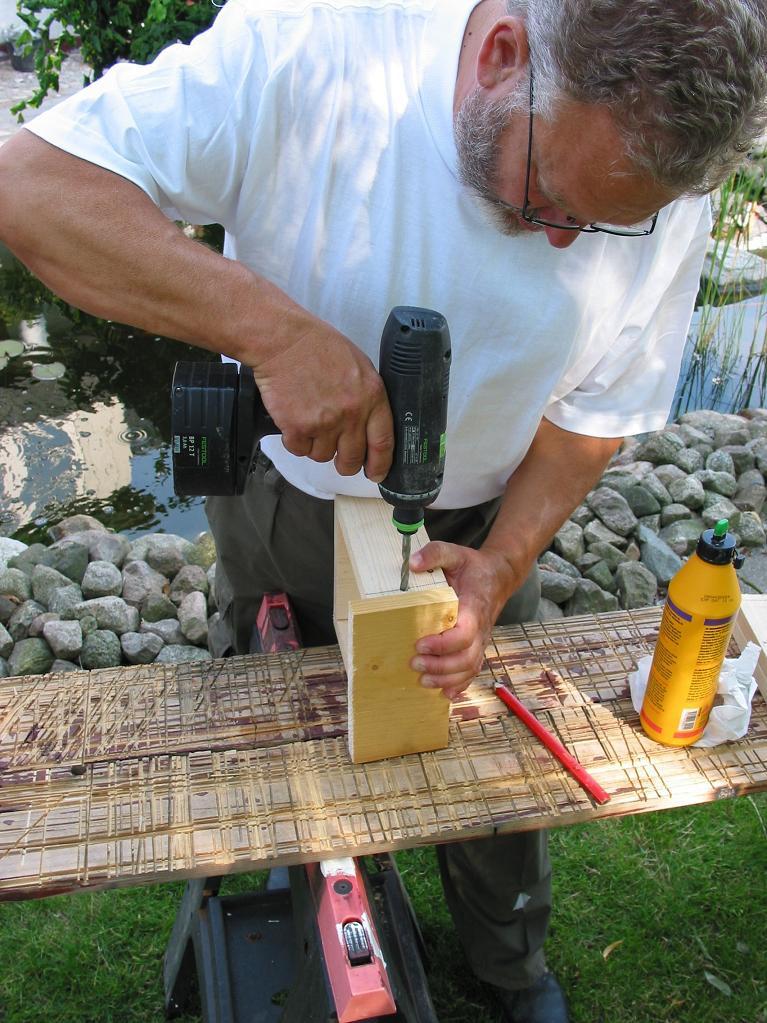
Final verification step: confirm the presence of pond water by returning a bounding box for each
[1,244,766,543]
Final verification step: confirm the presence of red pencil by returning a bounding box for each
[493,681,611,806]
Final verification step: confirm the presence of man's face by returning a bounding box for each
[454,83,672,248]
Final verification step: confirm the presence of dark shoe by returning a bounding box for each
[492,970,569,1023]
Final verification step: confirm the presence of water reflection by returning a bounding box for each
[0,243,215,542]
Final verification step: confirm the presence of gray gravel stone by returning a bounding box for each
[678,423,715,454]
[746,437,767,474]
[31,564,76,606]
[552,520,584,563]
[63,529,131,567]
[81,629,122,669]
[713,423,750,448]
[587,541,630,571]
[702,499,739,527]
[47,514,107,541]
[121,630,164,665]
[586,488,637,536]
[583,561,616,593]
[538,551,582,579]
[535,598,564,621]
[640,473,672,506]
[8,543,48,575]
[206,565,217,611]
[127,534,193,579]
[41,541,89,584]
[141,619,188,646]
[122,560,169,608]
[0,622,12,659]
[597,473,638,498]
[0,657,7,677]
[48,585,84,615]
[70,596,139,636]
[651,463,688,489]
[569,504,594,528]
[720,445,754,475]
[667,475,705,509]
[637,525,683,585]
[187,532,217,571]
[635,432,685,464]
[693,469,738,497]
[540,569,578,604]
[9,637,54,676]
[565,579,619,615]
[734,468,766,513]
[141,593,178,622]
[0,538,27,573]
[156,644,213,664]
[51,659,80,673]
[8,600,46,641]
[679,409,743,438]
[0,567,32,602]
[705,449,736,475]
[81,560,123,599]
[169,565,209,605]
[577,553,602,573]
[621,484,661,517]
[0,596,16,626]
[730,510,766,547]
[178,591,209,645]
[660,503,693,526]
[615,561,659,609]
[583,519,629,550]
[660,519,705,556]
[43,620,83,661]
[672,447,704,474]
[28,612,60,638]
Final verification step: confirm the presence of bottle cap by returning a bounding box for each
[696,519,738,565]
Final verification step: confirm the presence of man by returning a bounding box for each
[0,1,765,1019]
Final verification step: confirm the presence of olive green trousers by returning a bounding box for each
[206,450,550,990]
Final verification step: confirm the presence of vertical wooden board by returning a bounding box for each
[335,495,447,597]
[347,588,459,763]
[733,594,767,699]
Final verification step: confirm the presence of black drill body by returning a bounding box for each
[376,307,451,535]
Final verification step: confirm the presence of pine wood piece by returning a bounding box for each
[732,593,767,699]
[333,497,458,763]
[0,606,765,902]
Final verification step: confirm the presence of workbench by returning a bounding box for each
[1,604,766,901]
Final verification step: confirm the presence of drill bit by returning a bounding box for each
[400,532,411,591]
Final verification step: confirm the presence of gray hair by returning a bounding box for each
[507,0,767,195]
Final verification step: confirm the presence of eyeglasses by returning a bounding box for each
[519,65,658,237]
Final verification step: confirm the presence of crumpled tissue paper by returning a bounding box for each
[628,641,761,746]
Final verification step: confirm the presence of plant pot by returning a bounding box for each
[9,41,38,73]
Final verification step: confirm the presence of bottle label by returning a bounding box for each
[642,595,735,740]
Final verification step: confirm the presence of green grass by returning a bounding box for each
[1,794,764,1023]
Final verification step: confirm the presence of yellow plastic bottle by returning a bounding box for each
[641,519,743,747]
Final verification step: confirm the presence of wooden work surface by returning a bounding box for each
[1,605,766,901]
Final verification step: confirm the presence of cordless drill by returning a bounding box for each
[170,306,451,590]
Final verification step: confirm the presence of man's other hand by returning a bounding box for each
[407,541,519,699]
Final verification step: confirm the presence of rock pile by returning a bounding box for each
[537,408,767,619]
[2,408,767,676]
[0,515,218,677]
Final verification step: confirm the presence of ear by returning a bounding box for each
[476,16,529,91]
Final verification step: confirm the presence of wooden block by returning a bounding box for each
[732,594,767,700]
[334,496,458,763]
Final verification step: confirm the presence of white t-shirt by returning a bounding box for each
[27,0,710,508]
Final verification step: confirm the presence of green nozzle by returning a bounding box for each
[713,519,729,541]
[392,516,422,534]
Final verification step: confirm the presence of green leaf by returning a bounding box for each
[704,971,733,997]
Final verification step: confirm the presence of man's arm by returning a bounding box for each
[0,132,393,479]
[409,417,622,697]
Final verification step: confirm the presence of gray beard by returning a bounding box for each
[454,85,528,236]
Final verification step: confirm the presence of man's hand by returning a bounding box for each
[407,541,519,700]
[252,321,394,481]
